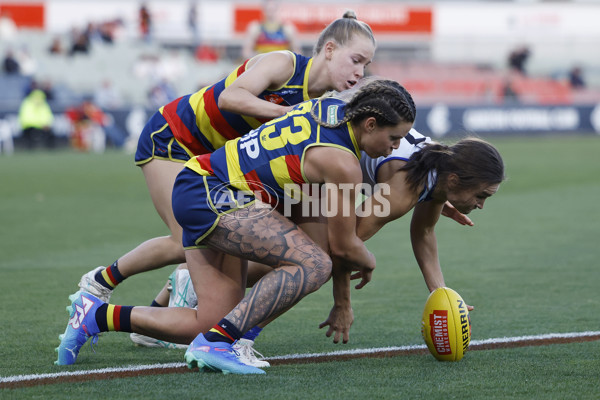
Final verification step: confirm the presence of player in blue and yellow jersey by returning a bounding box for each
[55,79,417,372]
[242,0,299,58]
[74,11,376,309]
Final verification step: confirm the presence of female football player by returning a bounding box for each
[56,78,416,372]
[76,11,376,303]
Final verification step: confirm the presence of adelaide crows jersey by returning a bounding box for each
[160,51,312,156]
[184,98,361,203]
[254,23,293,54]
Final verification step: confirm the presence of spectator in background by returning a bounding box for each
[67,97,128,150]
[147,79,177,109]
[508,45,531,76]
[49,36,65,55]
[94,79,123,110]
[84,22,102,44]
[568,66,586,90]
[18,89,55,149]
[70,29,90,55]
[98,20,117,44]
[2,48,20,75]
[501,77,519,104]
[242,0,299,59]
[139,3,152,42]
[66,98,107,152]
[24,79,55,102]
[194,44,220,63]
[0,10,17,42]
[16,45,36,77]
[188,1,200,46]
[39,80,55,102]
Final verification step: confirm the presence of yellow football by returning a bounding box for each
[421,287,471,361]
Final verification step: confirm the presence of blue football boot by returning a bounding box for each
[185,333,266,375]
[55,291,102,365]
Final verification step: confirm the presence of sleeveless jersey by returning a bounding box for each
[185,98,361,203]
[361,129,437,203]
[160,51,312,156]
[254,23,292,54]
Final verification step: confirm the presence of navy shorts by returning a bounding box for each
[134,111,193,165]
[172,168,258,248]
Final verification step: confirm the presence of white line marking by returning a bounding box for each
[0,362,185,383]
[267,330,600,360]
[2,331,599,384]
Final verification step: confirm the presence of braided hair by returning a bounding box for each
[309,79,416,129]
[401,137,505,192]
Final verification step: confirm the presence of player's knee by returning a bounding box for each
[164,235,186,262]
[302,253,332,294]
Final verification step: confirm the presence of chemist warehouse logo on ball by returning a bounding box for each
[208,181,392,219]
[430,310,452,355]
[429,300,471,355]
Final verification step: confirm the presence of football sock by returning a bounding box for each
[241,326,262,341]
[94,261,125,289]
[204,318,242,345]
[95,304,133,332]
[150,300,165,307]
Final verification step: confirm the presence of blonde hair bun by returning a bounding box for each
[343,10,357,20]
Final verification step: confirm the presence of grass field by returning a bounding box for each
[1,135,599,399]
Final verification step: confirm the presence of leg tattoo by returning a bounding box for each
[204,204,331,332]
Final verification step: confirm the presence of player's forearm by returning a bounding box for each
[329,235,374,271]
[331,261,351,308]
[356,213,388,242]
[411,230,445,292]
[218,89,290,119]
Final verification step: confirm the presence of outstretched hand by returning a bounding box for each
[319,305,354,344]
[442,201,474,226]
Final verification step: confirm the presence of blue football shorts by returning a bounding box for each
[172,168,257,249]
[134,111,193,165]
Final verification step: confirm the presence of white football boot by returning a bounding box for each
[130,332,188,349]
[168,268,198,308]
[130,267,196,349]
[233,339,270,368]
[78,266,113,303]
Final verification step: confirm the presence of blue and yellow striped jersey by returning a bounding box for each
[254,23,293,54]
[160,51,312,156]
[185,98,361,203]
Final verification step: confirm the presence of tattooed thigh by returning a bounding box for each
[204,204,331,288]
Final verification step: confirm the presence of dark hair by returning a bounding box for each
[401,137,505,192]
[310,79,416,129]
[313,10,376,56]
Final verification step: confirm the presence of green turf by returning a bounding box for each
[1,136,599,398]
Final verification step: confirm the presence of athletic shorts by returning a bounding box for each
[134,111,193,165]
[172,168,257,249]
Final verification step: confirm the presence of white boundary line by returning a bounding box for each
[267,330,600,360]
[2,331,600,385]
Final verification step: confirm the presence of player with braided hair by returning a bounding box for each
[56,78,417,373]
[73,10,377,309]
[129,82,476,363]
[68,10,380,355]
[310,79,415,130]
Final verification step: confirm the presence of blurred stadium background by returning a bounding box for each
[1,0,599,154]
